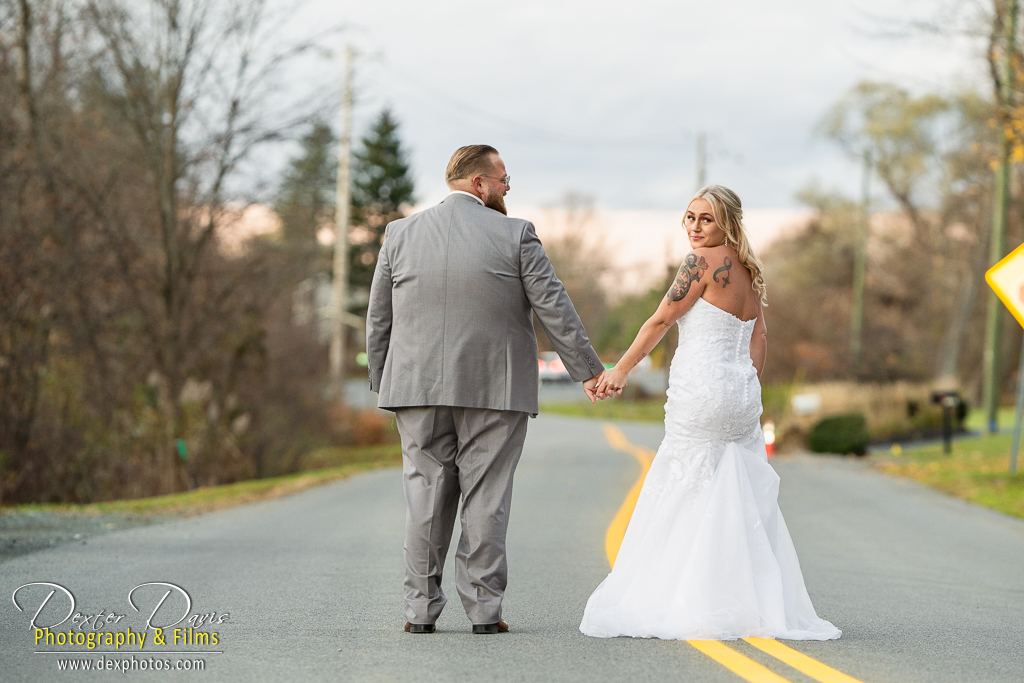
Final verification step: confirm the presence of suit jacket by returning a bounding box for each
[366,192,601,415]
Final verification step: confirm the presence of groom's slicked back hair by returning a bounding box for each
[446,145,499,184]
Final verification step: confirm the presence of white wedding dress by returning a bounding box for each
[579,297,841,641]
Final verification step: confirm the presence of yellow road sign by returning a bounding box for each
[987,240,1024,328]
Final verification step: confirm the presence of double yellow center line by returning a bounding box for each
[600,424,864,683]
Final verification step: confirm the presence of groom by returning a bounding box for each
[366,145,603,634]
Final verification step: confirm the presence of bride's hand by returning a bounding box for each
[596,365,628,398]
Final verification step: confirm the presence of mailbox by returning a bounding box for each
[930,391,961,408]
[930,391,962,454]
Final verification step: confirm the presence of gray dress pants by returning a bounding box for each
[394,406,529,625]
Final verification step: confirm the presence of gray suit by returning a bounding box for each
[366,192,600,625]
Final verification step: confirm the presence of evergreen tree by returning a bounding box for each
[275,121,336,250]
[273,110,414,307]
[349,109,415,291]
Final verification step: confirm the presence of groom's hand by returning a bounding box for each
[595,365,626,399]
[583,373,602,404]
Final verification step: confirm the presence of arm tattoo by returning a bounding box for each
[666,253,709,302]
[713,257,732,288]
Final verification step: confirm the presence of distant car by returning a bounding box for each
[538,351,572,383]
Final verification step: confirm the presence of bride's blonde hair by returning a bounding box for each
[690,184,767,306]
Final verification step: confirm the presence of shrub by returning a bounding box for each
[809,413,869,455]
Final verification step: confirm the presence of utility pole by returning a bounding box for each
[329,45,354,399]
[1010,337,1024,473]
[850,148,871,380]
[695,132,707,190]
[983,0,1019,433]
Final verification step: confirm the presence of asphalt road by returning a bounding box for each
[2,415,1023,682]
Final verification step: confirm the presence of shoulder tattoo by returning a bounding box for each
[666,253,709,302]
[713,257,732,288]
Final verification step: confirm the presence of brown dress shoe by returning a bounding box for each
[403,621,435,634]
[472,619,509,634]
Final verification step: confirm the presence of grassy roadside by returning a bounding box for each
[3,444,402,518]
[541,400,665,422]
[963,406,1017,432]
[873,433,1024,519]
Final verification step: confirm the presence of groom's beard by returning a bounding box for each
[484,190,507,215]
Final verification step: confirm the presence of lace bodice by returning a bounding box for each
[640,298,763,506]
[665,297,762,442]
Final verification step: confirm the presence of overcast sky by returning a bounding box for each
[274,0,983,211]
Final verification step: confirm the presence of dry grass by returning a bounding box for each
[765,381,960,452]
[785,381,941,436]
[873,433,1024,519]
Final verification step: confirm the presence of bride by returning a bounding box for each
[580,185,840,641]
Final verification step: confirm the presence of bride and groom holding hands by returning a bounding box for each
[365,145,840,641]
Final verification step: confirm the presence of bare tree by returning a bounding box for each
[822,82,1000,386]
[60,0,330,489]
[534,192,612,352]
[0,0,345,503]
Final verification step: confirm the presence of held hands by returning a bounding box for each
[595,365,628,400]
[583,365,628,403]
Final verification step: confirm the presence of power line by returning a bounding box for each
[374,60,691,148]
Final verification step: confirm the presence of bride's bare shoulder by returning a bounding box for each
[689,245,735,273]
[691,244,729,258]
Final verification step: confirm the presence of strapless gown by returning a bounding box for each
[579,297,841,641]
